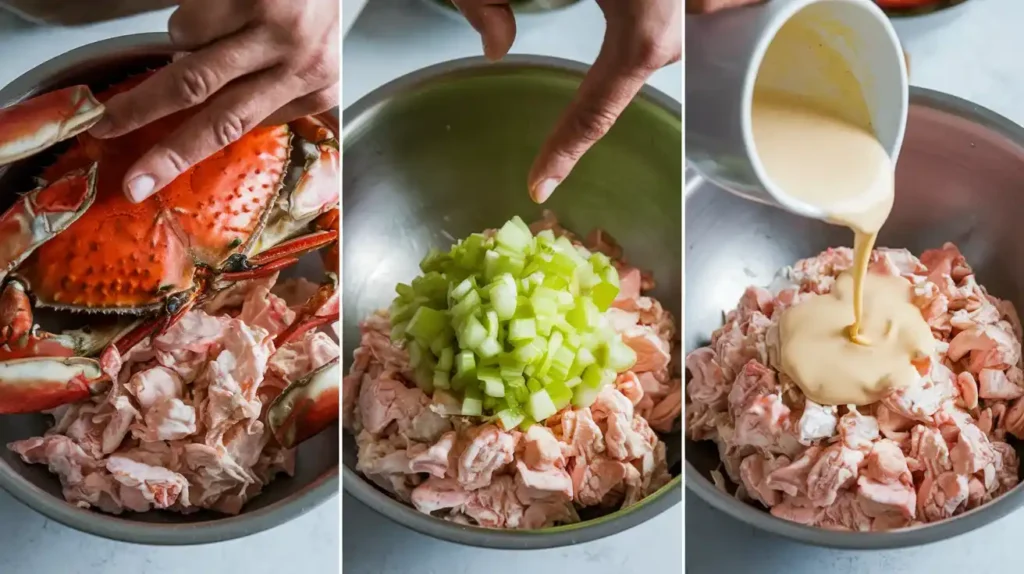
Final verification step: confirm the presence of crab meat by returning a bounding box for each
[0,72,340,447]
[267,357,340,449]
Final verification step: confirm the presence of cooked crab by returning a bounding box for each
[0,73,339,448]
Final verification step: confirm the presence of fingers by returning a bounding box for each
[122,69,299,203]
[451,0,516,61]
[168,0,254,49]
[259,85,339,127]
[685,0,763,14]
[89,28,274,139]
[527,49,653,203]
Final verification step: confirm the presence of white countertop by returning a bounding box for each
[688,0,1024,573]
[0,9,339,574]
[342,1,683,573]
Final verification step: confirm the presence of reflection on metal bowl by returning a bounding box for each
[685,87,1024,550]
[343,56,681,549]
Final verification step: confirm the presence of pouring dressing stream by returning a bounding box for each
[751,47,932,406]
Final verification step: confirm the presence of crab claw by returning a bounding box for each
[267,357,339,449]
[0,164,98,283]
[0,357,106,414]
[0,86,104,167]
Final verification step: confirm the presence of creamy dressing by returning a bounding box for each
[751,89,932,406]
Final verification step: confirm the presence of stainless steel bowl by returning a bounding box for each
[343,56,682,549]
[0,34,339,545]
[685,87,1024,549]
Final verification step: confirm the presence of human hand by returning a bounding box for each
[88,0,339,203]
[685,0,762,13]
[452,0,681,203]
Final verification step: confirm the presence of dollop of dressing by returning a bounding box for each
[751,44,931,405]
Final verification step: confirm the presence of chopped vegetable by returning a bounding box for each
[389,215,634,423]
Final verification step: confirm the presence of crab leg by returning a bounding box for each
[267,357,340,449]
[273,210,339,347]
[0,164,98,284]
[0,357,105,414]
[0,86,104,167]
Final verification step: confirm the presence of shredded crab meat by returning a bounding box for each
[7,274,336,516]
[343,212,681,529]
[686,243,1023,531]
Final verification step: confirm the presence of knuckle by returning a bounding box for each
[308,88,338,112]
[163,148,192,175]
[631,36,677,73]
[565,103,618,151]
[175,66,214,106]
[213,110,251,148]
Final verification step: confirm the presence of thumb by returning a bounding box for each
[452,1,516,61]
[527,47,651,203]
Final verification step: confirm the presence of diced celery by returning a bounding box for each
[477,337,502,359]
[527,389,557,422]
[546,381,573,410]
[496,219,532,253]
[458,316,487,350]
[390,321,408,342]
[451,277,475,300]
[433,370,451,390]
[395,283,415,299]
[498,354,526,378]
[569,347,597,378]
[572,385,602,408]
[478,367,502,385]
[565,376,582,388]
[407,307,447,343]
[461,397,483,416]
[603,338,637,372]
[455,350,476,378]
[519,416,537,431]
[527,377,543,393]
[408,341,425,369]
[590,281,619,312]
[483,378,505,397]
[513,337,544,364]
[547,347,575,383]
[496,408,525,431]
[451,288,481,319]
[535,331,563,379]
[490,276,518,320]
[436,347,453,372]
[483,310,500,340]
[508,318,537,342]
[465,382,484,401]
[536,315,554,337]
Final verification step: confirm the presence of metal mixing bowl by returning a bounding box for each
[343,56,682,549]
[0,34,338,545]
[685,87,1024,549]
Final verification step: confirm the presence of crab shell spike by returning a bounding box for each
[0,164,98,283]
[267,357,340,449]
[0,86,104,167]
[0,356,106,414]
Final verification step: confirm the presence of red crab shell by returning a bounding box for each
[17,72,292,312]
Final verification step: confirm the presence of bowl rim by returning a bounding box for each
[0,32,339,546]
[342,54,682,550]
[685,85,1024,550]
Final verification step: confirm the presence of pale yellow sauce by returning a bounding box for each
[751,32,932,405]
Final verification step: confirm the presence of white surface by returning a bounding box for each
[688,0,1024,573]
[0,10,339,574]
[342,1,683,573]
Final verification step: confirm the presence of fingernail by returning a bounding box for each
[532,178,560,203]
[127,175,156,203]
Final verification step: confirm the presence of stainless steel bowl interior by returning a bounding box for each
[0,34,338,545]
[343,55,682,549]
[685,87,1024,549]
